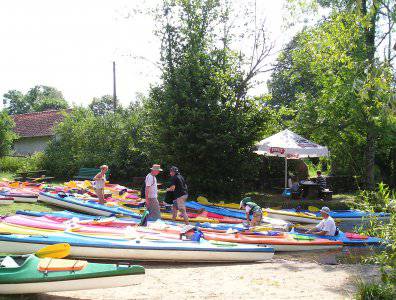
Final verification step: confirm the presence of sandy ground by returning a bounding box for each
[37,255,379,300]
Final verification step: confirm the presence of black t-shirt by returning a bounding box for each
[171,174,188,199]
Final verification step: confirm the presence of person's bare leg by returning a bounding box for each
[97,189,105,205]
[172,205,178,221]
[180,207,189,225]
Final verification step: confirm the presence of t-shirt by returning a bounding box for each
[315,216,336,236]
[171,174,188,199]
[244,202,261,215]
[316,175,327,190]
[145,173,158,199]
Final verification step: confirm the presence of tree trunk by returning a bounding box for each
[365,129,376,189]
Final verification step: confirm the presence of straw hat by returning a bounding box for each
[150,164,163,171]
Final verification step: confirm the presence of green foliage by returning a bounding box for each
[0,156,25,173]
[144,0,276,197]
[3,85,69,115]
[356,281,395,300]
[354,184,396,294]
[43,108,149,180]
[0,111,17,156]
[89,95,116,116]
[270,12,396,183]
[353,183,396,213]
[0,153,45,174]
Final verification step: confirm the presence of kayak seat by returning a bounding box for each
[345,232,368,240]
[0,256,19,268]
[38,258,88,272]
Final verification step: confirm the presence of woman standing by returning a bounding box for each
[93,165,108,204]
[167,166,189,225]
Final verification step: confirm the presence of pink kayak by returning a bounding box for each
[1,215,179,239]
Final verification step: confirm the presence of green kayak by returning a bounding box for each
[0,254,145,294]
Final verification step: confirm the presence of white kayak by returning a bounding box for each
[0,232,275,262]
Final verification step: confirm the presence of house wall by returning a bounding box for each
[13,136,51,156]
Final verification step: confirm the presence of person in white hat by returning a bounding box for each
[145,164,163,221]
[306,206,336,236]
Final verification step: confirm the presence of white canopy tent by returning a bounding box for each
[255,129,329,188]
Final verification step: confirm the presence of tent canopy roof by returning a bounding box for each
[255,129,329,158]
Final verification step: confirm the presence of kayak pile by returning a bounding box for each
[0,179,386,295]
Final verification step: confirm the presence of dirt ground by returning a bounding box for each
[37,256,379,300]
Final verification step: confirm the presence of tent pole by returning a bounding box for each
[285,157,288,188]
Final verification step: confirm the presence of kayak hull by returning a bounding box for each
[0,234,275,262]
[0,273,144,294]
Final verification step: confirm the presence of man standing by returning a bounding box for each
[167,166,189,225]
[306,206,336,236]
[145,164,162,221]
[316,170,327,198]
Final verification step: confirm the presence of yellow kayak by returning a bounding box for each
[197,196,241,210]
[264,208,321,224]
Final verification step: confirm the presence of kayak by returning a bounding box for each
[0,196,13,205]
[284,209,391,221]
[0,232,275,262]
[0,190,37,203]
[186,201,291,230]
[290,228,383,245]
[264,208,321,224]
[16,210,100,220]
[0,254,144,294]
[38,192,141,218]
[200,231,343,251]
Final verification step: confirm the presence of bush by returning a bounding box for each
[0,156,25,173]
[356,282,395,300]
[353,183,396,213]
[0,153,45,174]
[43,108,150,180]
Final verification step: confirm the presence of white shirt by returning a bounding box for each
[315,216,336,236]
[145,173,158,199]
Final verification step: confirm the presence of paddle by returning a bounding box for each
[35,243,71,259]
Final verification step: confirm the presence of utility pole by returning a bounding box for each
[112,61,117,112]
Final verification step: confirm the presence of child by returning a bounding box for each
[93,165,108,204]
[239,197,262,227]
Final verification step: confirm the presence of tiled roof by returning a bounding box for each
[12,109,70,138]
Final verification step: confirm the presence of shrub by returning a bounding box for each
[0,156,26,173]
[353,183,396,213]
[356,282,395,300]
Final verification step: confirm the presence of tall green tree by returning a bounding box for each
[3,85,68,114]
[144,0,275,196]
[0,111,17,157]
[88,95,116,116]
[282,0,396,187]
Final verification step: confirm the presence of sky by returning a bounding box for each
[0,0,294,108]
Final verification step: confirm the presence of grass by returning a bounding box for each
[0,202,58,216]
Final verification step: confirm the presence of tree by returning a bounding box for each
[3,85,68,114]
[0,111,18,156]
[144,0,275,196]
[43,108,149,180]
[278,12,395,184]
[3,90,29,115]
[283,0,396,187]
[88,95,115,116]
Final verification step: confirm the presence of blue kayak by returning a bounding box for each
[16,210,99,220]
[38,192,141,219]
[186,201,247,219]
[284,209,390,221]
[290,228,383,245]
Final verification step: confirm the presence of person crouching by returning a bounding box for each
[239,197,262,227]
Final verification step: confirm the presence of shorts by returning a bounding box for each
[173,194,188,210]
[146,198,161,221]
